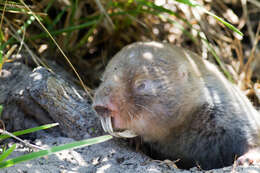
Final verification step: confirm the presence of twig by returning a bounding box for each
[0,129,45,150]
[242,22,260,83]
[248,0,260,8]
[241,0,255,46]
[4,17,42,67]
[233,39,244,73]
[95,0,115,33]
[0,0,7,30]
[19,0,92,99]
[16,23,26,56]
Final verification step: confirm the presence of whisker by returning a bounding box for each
[127,111,134,120]
[135,104,156,117]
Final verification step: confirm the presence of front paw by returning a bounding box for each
[237,148,260,166]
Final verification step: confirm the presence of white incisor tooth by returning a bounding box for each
[100,117,107,132]
[107,116,114,133]
[106,117,122,137]
[100,116,137,138]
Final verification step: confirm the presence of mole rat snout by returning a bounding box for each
[93,99,138,138]
[93,105,111,117]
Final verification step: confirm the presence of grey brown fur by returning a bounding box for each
[93,42,260,170]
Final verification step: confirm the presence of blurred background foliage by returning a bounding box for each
[1,0,259,168]
[0,0,259,101]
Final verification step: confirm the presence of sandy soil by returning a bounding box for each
[2,132,260,173]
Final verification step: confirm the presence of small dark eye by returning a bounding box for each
[134,80,153,94]
[136,82,146,90]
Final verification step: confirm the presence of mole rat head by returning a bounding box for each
[93,42,196,141]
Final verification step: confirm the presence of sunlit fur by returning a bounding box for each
[93,42,260,170]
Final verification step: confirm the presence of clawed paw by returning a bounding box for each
[237,149,260,166]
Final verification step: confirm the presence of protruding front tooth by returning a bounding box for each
[105,117,112,134]
[100,116,138,138]
[100,117,107,132]
[107,116,114,133]
[106,117,121,137]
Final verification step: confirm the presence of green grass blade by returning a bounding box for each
[136,0,194,29]
[0,29,4,43]
[45,6,68,31]
[0,123,59,140]
[44,0,55,13]
[1,15,36,50]
[75,16,103,49]
[0,135,113,168]
[0,1,23,7]
[30,20,97,40]
[0,144,16,162]
[0,105,3,116]
[201,37,233,82]
[70,0,78,25]
[51,6,68,28]
[174,0,243,36]
[204,10,243,36]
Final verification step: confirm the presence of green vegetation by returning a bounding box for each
[0,0,258,169]
[0,135,112,168]
[0,123,59,141]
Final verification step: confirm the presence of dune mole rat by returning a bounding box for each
[93,41,260,170]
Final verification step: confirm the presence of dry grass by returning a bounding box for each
[0,0,259,104]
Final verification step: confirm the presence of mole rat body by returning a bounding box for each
[93,42,260,169]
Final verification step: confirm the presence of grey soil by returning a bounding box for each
[2,134,260,173]
[1,57,260,172]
